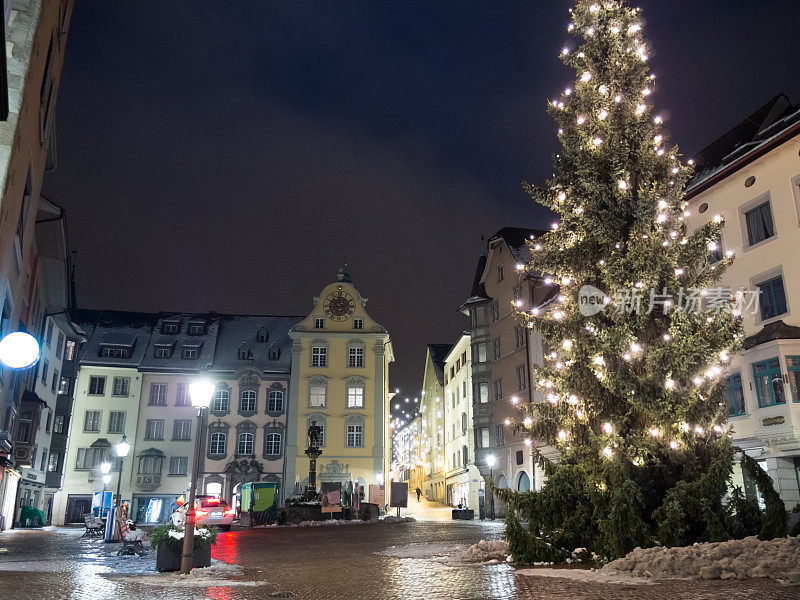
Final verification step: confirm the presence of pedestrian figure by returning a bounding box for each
[415,487,422,502]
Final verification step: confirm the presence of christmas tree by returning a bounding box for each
[502,0,786,563]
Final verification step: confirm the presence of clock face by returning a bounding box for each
[323,290,355,321]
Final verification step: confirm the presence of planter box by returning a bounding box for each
[451,509,474,520]
[156,543,212,572]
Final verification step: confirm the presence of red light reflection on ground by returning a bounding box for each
[211,531,240,564]
[205,586,234,600]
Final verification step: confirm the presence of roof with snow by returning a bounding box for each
[139,313,221,372]
[210,315,303,375]
[686,94,800,198]
[75,309,158,367]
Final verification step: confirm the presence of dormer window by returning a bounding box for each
[154,344,173,358]
[187,321,206,335]
[181,346,199,359]
[238,343,253,360]
[314,318,325,329]
[99,345,129,359]
[256,327,268,343]
[268,343,280,361]
[162,321,180,334]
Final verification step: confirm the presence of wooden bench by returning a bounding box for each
[82,514,104,537]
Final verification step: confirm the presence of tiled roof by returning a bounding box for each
[209,315,303,375]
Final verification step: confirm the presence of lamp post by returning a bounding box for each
[114,435,131,508]
[485,454,496,520]
[180,380,215,575]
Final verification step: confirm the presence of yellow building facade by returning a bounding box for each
[285,270,393,495]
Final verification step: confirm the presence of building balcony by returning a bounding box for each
[136,474,162,491]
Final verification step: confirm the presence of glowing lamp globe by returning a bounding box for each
[102,474,112,485]
[0,332,40,369]
[189,380,216,408]
[100,461,112,475]
[486,454,497,468]
[115,435,131,458]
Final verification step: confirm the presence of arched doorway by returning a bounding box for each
[517,471,530,492]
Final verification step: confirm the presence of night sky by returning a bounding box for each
[43,1,800,403]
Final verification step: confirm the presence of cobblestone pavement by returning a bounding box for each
[0,519,796,600]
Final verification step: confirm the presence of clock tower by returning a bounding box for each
[284,268,394,500]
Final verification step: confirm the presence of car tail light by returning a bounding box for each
[223,508,235,517]
[195,509,208,518]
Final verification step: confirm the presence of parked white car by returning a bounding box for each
[194,496,234,531]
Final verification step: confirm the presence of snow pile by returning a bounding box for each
[379,542,465,559]
[459,540,510,563]
[381,516,415,524]
[602,535,800,583]
[106,560,266,587]
[294,518,376,527]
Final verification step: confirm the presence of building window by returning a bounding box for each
[53,415,65,434]
[108,411,126,434]
[346,424,364,447]
[173,419,192,440]
[478,427,490,448]
[516,364,527,390]
[493,339,501,360]
[83,410,101,432]
[462,380,467,400]
[209,432,226,455]
[55,332,64,359]
[497,263,504,282]
[154,345,172,358]
[268,344,280,360]
[347,386,364,408]
[162,321,179,334]
[100,345,128,358]
[112,377,130,397]
[237,432,254,455]
[75,447,109,470]
[309,385,327,408]
[476,382,489,403]
[64,340,76,361]
[516,450,524,465]
[181,346,199,359]
[787,356,800,402]
[256,327,268,343]
[149,383,167,406]
[51,370,59,393]
[58,376,70,395]
[495,424,505,446]
[353,318,363,330]
[47,452,59,473]
[45,412,52,433]
[493,379,503,401]
[723,373,746,416]
[473,343,487,364]
[471,306,486,327]
[264,432,281,456]
[41,360,49,383]
[45,320,53,346]
[312,346,328,367]
[745,201,775,246]
[757,275,787,321]
[240,390,257,413]
[169,457,188,476]
[238,343,252,360]
[490,300,500,323]
[314,318,325,329]
[752,357,785,407]
[172,383,189,406]
[187,322,205,335]
[138,456,163,475]
[212,388,230,412]
[268,390,284,412]
[515,326,525,348]
[348,346,364,368]
[144,419,165,440]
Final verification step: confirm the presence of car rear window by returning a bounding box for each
[200,498,229,508]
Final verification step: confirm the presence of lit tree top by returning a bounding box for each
[518,0,742,465]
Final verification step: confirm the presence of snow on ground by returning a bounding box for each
[378,542,466,559]
[458,540,510,563]
[516,567,653,585]
[105,560,267,587]
[292,516,414,527]
[381,516,415,524]
[602,535,800,583]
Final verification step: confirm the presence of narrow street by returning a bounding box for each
[0,498,793,600]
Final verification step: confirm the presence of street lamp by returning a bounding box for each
[0,331,40,369]
[113,435,131,508]
[100,461,111,516]
[180,379,215,575]
[486,454,496,520]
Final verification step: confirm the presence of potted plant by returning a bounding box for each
[150,523,218,572]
